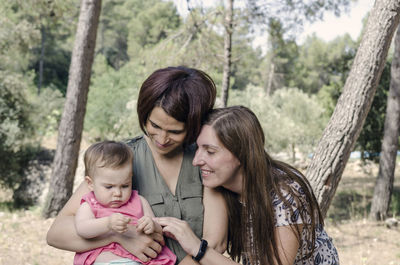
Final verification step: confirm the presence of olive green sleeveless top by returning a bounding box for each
[126,136,204,263]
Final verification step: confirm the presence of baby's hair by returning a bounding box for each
[84,140,133,177]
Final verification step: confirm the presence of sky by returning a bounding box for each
[173,0,375,45]
[299,0,375,43]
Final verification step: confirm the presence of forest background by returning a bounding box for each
[1,0,400,264]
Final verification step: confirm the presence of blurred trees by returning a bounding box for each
[0,0,64,195]
[2,0,400,216]
[229,86,327,162]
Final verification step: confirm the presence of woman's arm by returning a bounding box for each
[46,181,112,251]
[273,225,301,265]
[46,181,163,262]
[175,187,228,265]
[201,187,228,252]
[156,217,238,265]
[157,217,300,265]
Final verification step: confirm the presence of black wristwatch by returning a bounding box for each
[192,239,208,262]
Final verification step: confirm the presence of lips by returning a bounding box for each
[110,200,122,206]
[200,169,213,177]
[155,141,171,148]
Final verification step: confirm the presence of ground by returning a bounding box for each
[1,158,400,264]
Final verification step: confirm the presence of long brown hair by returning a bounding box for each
[205,106,323,265]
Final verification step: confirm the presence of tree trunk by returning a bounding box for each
[266,62,275,96]
[38,24,45,95]
[369,25,400,221]
[306,0,400,217]
[42,0,102,218]
[220,0,233,107]
[291,143,296,164]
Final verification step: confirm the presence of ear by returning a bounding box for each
[85,176,94,191]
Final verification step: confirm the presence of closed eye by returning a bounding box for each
[168,129,185,134]
[150,121,161,129]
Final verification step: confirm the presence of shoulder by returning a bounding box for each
[80,191,100,208]
[271,178,309,227]
[125,135,144,149]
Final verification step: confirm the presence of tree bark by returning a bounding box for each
[38,24,45,95]
[369,25,400,221]
[220,0,233,107]
[266,62,275,96]
[306,0,400,217]
[43,0,102,218]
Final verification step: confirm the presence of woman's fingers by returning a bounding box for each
[155,217,201,256]
[143,245,158,259]
[149,238,163,253]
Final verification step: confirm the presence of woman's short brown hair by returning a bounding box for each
[84,140,133,177]
[137,66,216,145]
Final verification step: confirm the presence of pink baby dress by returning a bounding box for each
[74,190,176,265]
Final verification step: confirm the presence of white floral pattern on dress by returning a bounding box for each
[272,181,340,265]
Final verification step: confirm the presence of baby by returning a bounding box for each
[74,140,176,265]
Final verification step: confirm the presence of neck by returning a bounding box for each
[223,169,243,196]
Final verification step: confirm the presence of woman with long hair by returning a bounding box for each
[157,106,339,265]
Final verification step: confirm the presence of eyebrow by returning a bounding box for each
[201,144,220,150]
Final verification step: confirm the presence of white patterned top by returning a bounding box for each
[272,179,340,265]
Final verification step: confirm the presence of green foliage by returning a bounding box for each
[0,1,40,72]
[0,0,386,199]
[98,0,181,69]
[84,56,143,141]
[229,86,327,160]
[0,73,36,189]
[0,0,66,191]
[292,34,356,94]
[3,0,78,95]
[128,1,180,48]
[261,18,299,93]
[27,86,65,139]
[391,187,400,217]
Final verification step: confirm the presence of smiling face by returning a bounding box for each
[86,161,132,208]
[192,125,242,194]
[145,106,187,156]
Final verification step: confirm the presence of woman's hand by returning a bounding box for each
[114,223,164,263]
[155,217,201,257]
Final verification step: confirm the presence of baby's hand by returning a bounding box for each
[137,216,155,234]
[108,213,131,233]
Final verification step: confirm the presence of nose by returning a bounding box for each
[113,188,122,197]
[193,149,204,166]
[159,130,169,144]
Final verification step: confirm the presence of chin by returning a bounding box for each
[202,181,218,189]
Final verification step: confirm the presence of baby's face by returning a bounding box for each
[89,162,132,208]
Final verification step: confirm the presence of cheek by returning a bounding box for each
[171,133,186,143]
[144,123,153,134]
